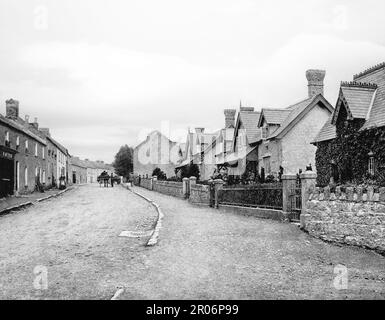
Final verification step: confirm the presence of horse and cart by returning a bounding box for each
[97,171,120,188]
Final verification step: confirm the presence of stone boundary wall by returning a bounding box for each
[303,185,385,253]
[153,180,184,198]
[140,178,152,190]
[219,204,285,221]
[189,184,210,205]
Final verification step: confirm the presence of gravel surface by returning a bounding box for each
[119,187,385,300]
[0,184,384,300]
[0,184,158,299]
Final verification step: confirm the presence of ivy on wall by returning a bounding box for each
[315,103,385,187]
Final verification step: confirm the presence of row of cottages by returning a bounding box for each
[133,130,184,179]
[217,70,334,179]
[132,69,334,181]
[312,62,385,187]
[0,99,70,198]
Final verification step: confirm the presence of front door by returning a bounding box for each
[0,158,14,198]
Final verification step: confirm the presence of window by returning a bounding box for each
[262,126,268,140]
[42,170,46,184]
[25,140,29,154]
[263,157,271,174]
[24,167,28,187]
[35,167,38,178]
[16,136,20,149]
[5,131,10,147]
[35,143,38,157]
[368,151,375,176]
[42,147,45,159]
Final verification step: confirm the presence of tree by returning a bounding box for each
[113,145,133,178]
[152,168,167,180]
[180,163,200,180]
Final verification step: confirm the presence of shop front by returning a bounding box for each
[0,145,17,198]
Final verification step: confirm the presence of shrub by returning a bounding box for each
[152,168,167,181]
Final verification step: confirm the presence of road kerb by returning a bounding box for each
[124,185,164,247]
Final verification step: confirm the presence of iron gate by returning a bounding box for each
[289,179,302,221]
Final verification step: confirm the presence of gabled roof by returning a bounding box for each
[237,110,262,144]
[267,94,334,139]
[134,130,176,150]
[258,109,291,126]
[312,114,336,143]
[332,82,378,123]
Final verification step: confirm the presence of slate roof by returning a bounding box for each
[312,114,336,143]
[259,109,291,125]
[340,84,377,119]
[46,135,68,154]
[70,157,88,168]
[0,114,47,145]
[238,110,262,144]
[314,62,385,142]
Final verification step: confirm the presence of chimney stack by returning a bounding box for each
[40,128,51,137]
[195,127,205,135]
[31,117,39,129]
[5,99,19,119]
[224,109,236,128]
[24,115,30,127]
[306,69,325,98]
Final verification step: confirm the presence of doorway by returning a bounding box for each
[0,158,14,198]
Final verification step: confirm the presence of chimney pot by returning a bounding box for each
[224,109,236,128]
[5,99,19,118]
[25,115,30,123]
[306,69,326,98]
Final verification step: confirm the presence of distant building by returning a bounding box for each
[218,106,261,178]
[133,131,182,179]
[68,156,87,184]
[83,159,114,183]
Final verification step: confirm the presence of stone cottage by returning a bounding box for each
[313,62,385,186]
[257,70,334,177]
[217,106,261,179]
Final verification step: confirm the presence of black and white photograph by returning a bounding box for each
[0,0,384,309]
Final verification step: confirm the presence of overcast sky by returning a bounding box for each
[0,0,384,163]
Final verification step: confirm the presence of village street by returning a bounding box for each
[0,184,384,300]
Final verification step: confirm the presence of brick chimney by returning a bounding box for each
[224,109,236,128]
[6,99,19,119]
[306,69,326,98]
[195,128,205,134]
[40,128,51,137]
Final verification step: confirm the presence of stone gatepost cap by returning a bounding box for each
[281,174,297,180]
[300,171,317,179]
[189,176,197,180]
[213,179,225,184]
[182,177,189,181]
